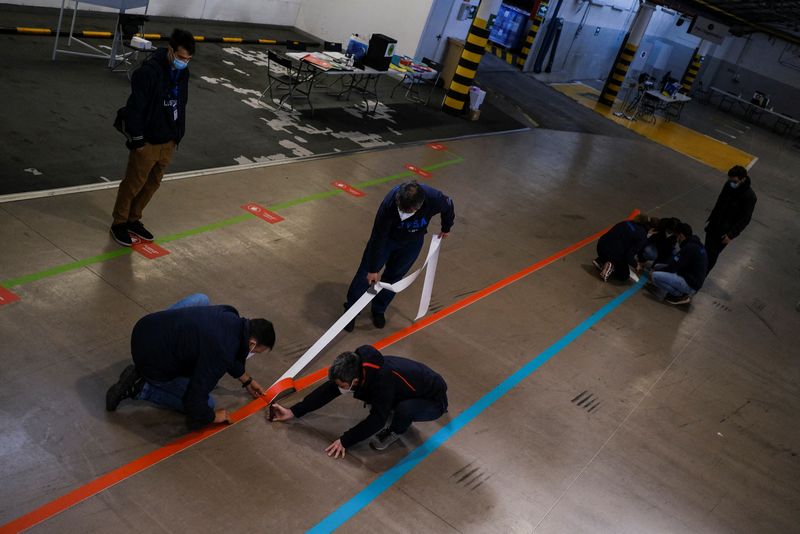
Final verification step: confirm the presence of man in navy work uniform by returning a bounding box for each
[106,294,275,430]
[704,165,757,274]
[648,223,708,305]
[110,28,194,247]
[344,181,455,330]
[270,345,448,456]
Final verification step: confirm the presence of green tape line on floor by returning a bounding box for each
[2,156,463,289]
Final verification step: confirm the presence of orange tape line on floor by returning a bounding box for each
[0,210,637,533]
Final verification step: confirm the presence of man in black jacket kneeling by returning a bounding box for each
[106,294,275,430]
[270,345,448,456]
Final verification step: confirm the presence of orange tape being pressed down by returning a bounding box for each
[0,210,637,533]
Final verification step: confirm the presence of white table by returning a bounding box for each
[52,0,150,68]
[638,89,692,122]
[708,87,798,135]
[285,52,394,113]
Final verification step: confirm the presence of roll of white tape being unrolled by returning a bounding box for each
[277,235,443,383]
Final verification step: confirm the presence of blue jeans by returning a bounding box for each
[651,271,696,300]
[135,293,213,412]
[346,238,425,315]
[138,377,216,412]
[389,397,447,434]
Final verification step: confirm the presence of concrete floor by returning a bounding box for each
[2,93,800,534]
[0,5,523,197]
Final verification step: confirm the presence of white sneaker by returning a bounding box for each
[600,262,614,282]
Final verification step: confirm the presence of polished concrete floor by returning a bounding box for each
[1,102,800,532]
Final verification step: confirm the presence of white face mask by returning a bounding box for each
[398,208,416,221]
[338,382,355,395]
[729,180,740,189]
[246,351,256,360]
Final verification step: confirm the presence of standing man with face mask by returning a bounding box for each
[110,28,195,246]
[704,165,757,273]
[270,345,448,456]
[105,294,275,430]
[343,181,455,331]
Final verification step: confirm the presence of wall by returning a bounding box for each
[527,0,702,85]
[2,0,302,26]
[294,0,434,57]
[703,33,800,113]
[416,0,480,63]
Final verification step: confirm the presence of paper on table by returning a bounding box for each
[276,235,442,382]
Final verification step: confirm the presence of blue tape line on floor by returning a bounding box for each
[308,277,646,533]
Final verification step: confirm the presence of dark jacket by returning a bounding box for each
[124,48,189,148]
[131,305,250,429]
[597,221,648,267]
[365,184,455,272]
[706,177,757,238]
[290,345,448,448]
[657,235,708,291]
[646,230,678,265]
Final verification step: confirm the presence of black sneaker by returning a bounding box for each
[369,428,400,451]
[665,293,692,305]
[372,312,386,329]
[343,303,355,332]
[127,220,154,241]
[106,364,145,411]
[110,224,132,247]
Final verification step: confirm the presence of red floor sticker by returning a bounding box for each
[242,203,284,223]
[130,237,170,259]
[331,180,365,197]
[404,164,432,179]
[427,142,447,151]
[0,286,21,306]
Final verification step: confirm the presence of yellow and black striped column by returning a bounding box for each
[517,0,548,69]
[443,0,502,114]
[486,42,518,65]
[598,36,635,107]
[597,1,655,108]
[679,47,702,93]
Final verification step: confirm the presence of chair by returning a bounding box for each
[258,50,315,114]
[390,57,442,105]
[110,13,149,75]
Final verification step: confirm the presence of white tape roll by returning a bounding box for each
[276,235,442,382]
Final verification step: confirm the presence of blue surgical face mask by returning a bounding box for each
[173,58,188,70]
[729,180,740,189]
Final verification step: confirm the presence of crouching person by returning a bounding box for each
[270,345,448,456]
[106,295,275,430]
[594,214,656,282]
[648,223,708,305]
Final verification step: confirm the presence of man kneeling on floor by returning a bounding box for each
[270,345,448,457]
[648,223,708,305]
[106,293,275,429]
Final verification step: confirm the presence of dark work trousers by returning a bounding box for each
[704,232,728,273]
[389,396,448,434]
[346,237,425,315]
